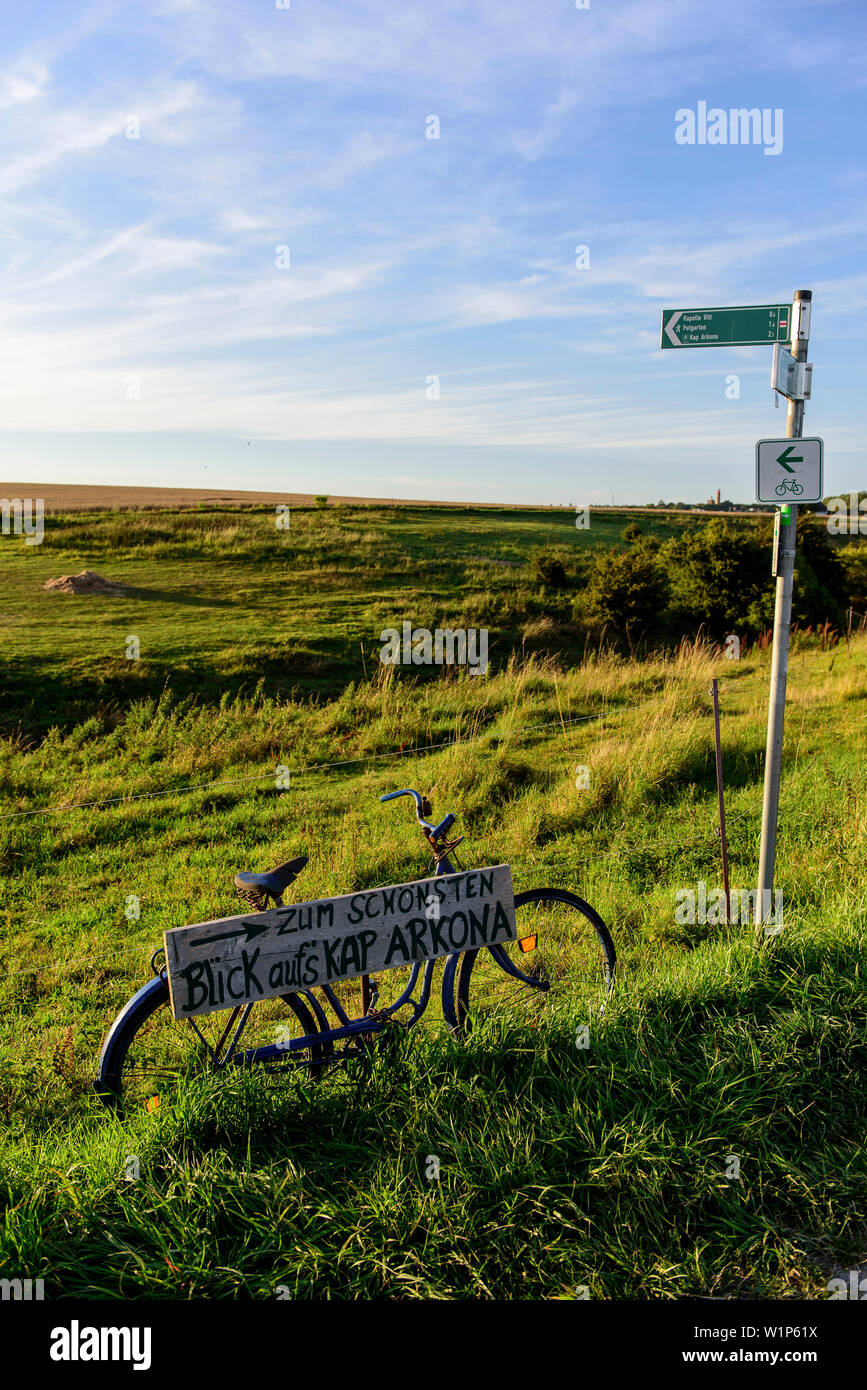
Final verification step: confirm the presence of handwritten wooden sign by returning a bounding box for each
[164,864,515,1019]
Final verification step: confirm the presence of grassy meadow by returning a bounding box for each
[0,502,866,1299]
[0,500,818,737]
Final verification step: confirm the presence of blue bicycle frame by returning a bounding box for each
[281,789,466,1051]
[95,788,467,1087]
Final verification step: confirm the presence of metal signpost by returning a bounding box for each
[659,289,816,929]
[755,290,813,926]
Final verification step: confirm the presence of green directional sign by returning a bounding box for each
[661,304,791,349]
[756,437,823,504]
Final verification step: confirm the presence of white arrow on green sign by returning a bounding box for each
[661,304,791,349]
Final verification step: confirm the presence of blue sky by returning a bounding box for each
[0,0,865,504]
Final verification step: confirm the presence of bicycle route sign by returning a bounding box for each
[755,437,824,504]
[660,304,791,349]
[163,864,517,1019]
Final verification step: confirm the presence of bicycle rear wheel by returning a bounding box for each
[452,887,615,1033]
[95,978,324,1112]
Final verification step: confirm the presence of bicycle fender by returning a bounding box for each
[95,975,169,1079]
[441,950,463,1031]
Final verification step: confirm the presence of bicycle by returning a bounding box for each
[775,478,804,496]
[94,789,616,1110]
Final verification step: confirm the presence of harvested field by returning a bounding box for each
[0,482,494,514]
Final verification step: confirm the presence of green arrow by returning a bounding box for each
[776,445,803,472]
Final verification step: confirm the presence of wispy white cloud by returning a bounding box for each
[0,57,49,110]
[0,0,864,498]
[0,83,201,195]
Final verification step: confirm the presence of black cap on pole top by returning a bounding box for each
[794,289,812,300]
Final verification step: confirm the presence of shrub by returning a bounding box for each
[790,513,849,627]
[661,520,770,637]
[528,548,569,589]
[660,516,848,638]
[839,546,867,617]
[585,548,667,642]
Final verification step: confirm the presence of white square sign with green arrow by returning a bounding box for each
[756,437,824,504]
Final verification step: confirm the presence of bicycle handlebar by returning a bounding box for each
[379,788,456,842]
[379,788,424,809]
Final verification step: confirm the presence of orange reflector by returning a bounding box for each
[518,935,537,953]
[146,1095,160,1113]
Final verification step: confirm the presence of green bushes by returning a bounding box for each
[584,547,668,640]
[839,548,867,617]
[661,519,774,637]
[529,551,568,588]
[527,546,577,589]
[659,516,847,638]
[562,517,857,649]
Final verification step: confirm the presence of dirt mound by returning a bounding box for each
[43,570,125,595]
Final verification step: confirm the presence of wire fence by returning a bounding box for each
[0,670,794,987]
[0,660,786,824]
[0,641,858,991]
[1,828,752,988]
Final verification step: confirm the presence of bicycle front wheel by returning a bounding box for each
[95,978,325,1112]
[452,887,615,1033]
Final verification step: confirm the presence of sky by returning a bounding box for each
[0,0,865,506]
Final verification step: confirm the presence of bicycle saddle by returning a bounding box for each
[234,854,308,901]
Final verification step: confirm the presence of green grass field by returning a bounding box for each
[1,500,827,737]
[1,504,866,1299]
